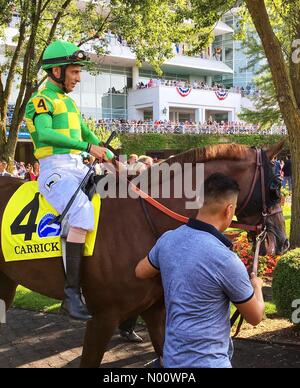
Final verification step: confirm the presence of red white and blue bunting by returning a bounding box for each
[176,86,192,97]
[215,89,229,100]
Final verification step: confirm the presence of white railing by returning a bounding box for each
[136,80,258,96]
[95,122,287,135]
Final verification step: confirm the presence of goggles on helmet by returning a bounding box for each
[42,50,89,66]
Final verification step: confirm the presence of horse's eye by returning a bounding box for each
[269,179,281,202]
[270,178,281,191]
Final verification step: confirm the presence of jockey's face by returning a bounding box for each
[51,65,82,93]
[64,64,82,93]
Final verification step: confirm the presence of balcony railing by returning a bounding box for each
[94,122,287,135]
[135,80,258,96]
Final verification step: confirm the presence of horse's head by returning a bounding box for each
[134,142,288,257]
[236,141,289,256]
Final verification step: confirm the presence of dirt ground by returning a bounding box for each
[1,308,300,368]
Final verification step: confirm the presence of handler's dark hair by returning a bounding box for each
[204,173,240,203]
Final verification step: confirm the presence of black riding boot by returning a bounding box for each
[61,242,92,321]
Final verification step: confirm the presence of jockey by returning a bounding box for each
[25,40,113,321]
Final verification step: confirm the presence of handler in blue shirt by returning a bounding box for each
[135,173,264,368]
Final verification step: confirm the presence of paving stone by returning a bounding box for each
[1,308,300,368]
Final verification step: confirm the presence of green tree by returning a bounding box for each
[190,0,300,247]
[233,3,292,129]
[0,0,194,164]
[84,118,121,150]
[237,31,283,128]
[187,0,300,245]
[0,0,98,163]
[243,0,300,247]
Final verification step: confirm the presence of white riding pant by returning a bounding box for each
[38,154,94,231]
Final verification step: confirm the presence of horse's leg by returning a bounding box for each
[0,271,17,309]
[141,299,165,358]
[80,313,117,368]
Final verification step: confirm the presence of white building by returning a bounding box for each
[2,9,253,127]
[72,20,253,123]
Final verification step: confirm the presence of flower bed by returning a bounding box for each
[233,232,280,277]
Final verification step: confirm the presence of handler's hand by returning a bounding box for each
[250,272,263,289]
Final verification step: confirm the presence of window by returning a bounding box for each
[80,72,96,108]
[77,66,130,120]
[144,111,153,120]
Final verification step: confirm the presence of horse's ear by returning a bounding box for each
[265,140,285,160]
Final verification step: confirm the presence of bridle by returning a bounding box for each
[231,148,282,235]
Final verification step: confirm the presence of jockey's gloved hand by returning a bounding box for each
[104,148,115,161]
[88,144,107,160]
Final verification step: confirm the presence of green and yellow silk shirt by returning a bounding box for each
[25,81,100,159]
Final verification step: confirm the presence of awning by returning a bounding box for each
[161,56,234,76]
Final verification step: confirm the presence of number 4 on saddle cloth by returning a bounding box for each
[1,181,101,262]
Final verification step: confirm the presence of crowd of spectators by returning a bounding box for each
[92,118,287,136]
[0,160,40,180]
[136,78,258,96]
[4,150,293,197]
[5,103,288,136]
[82,152,156,177]
[1,153,156,183]
[3,151,293,200]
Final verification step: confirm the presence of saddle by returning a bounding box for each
[82,173,107,200]
[55,171,106,240]
[2,181,101,262]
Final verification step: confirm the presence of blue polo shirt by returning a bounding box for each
[148,218,254,368]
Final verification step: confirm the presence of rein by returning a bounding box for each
[133,148,281,240]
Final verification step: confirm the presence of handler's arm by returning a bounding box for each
[135,256,160,279]
[234,273,264,326]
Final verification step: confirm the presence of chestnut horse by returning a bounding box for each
[0,142,288,367]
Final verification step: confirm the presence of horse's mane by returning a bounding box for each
[162,143,250,165]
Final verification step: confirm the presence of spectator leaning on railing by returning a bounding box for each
[89,119,286,136]
[135,78,255,96]
[7,104,286,137]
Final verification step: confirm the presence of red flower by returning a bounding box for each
[233,233,281,276]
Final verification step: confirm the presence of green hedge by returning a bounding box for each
[119,133,287,156]
[272,249,300,323]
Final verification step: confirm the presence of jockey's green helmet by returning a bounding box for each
[42,40,90,70]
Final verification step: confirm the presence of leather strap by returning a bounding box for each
[129,182,189,224]
[236,148,261,216]
[139,197,161,239]
[231,310,244,337]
